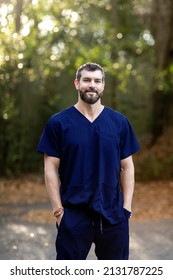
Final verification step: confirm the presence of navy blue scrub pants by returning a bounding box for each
[56,207,130,260]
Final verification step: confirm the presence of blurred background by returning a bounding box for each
[0,0,173,259]
[0,0,173,179]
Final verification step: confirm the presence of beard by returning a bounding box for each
[79,89,103,104]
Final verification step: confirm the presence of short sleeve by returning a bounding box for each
[37,117,61,158]
[120,118,140,159]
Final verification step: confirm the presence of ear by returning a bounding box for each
[74,79,79,90]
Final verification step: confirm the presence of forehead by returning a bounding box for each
[80,69,103,80]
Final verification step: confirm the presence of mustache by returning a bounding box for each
[84,88,98,94]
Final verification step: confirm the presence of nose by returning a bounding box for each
[88,80,96,88]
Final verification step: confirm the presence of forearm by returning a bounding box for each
[120,157,135,212]
[44,170,62,211]
[44,155,62,212]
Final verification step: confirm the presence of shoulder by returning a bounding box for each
[104,107,127,122]
[48,106,74,124]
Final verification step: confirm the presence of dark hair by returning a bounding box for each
[76,62,105,81]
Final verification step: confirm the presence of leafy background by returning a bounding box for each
[0,0,173,180]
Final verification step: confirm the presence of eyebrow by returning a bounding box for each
[82,77,102,81]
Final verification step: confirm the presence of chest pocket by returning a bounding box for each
[96,131,120,147]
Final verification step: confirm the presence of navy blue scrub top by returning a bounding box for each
[37,106,140,224]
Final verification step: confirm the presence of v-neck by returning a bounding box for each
[72,105,105,124]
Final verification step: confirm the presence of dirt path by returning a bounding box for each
[0,176,173,259]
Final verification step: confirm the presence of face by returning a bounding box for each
[74,70,105,105]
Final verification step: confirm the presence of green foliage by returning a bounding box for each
[0,0,167,178]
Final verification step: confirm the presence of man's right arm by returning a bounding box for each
[44,154,63,222]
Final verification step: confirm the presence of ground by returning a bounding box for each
[0,175,173,260]
[0,175,173,223]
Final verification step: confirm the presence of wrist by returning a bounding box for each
[53,207,64,217]
[123,206,131,212]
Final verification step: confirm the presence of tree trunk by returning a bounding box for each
[15,0,24,32]
[110,0,119,109]
[150,0,173,144]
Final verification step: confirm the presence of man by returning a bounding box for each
[37,62,140,260]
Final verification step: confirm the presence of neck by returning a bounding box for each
[74,100,104,122]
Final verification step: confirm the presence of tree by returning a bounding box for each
[0,0,155,175]
[15,0,24,32]
[150,0,173,143]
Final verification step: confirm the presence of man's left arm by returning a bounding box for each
[120,155,135,212]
